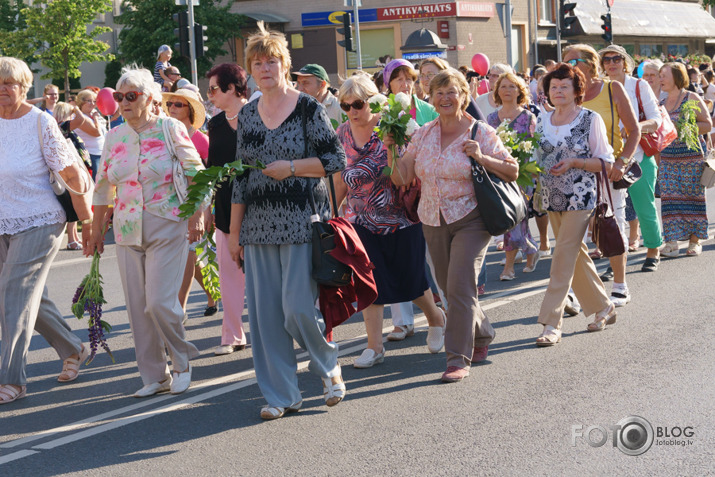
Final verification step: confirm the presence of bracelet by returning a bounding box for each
[81,219,93,225]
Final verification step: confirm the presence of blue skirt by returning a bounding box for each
[354,223,429,305]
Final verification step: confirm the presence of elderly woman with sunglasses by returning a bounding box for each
[85,67,206,398]
[332,74,446,369]
[0,57,92,404]
[386,69,518,383]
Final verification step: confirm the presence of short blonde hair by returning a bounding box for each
[493,72,529,106]
[0,57,33,97]
[338,74,379,103]
[563,44,600,77]
[662,62,689,90]
[429,68,470,111]
[420,57,449,73]
[76,89,96,104]
[53,102,74,123]
[245,21,291,81]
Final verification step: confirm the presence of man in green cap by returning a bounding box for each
[293,64,344,127]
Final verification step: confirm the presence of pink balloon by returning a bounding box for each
[97,87,118,116]
[477,79,490,95]
[471,53,490,77]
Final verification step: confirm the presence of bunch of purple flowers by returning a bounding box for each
[71,250,113,364]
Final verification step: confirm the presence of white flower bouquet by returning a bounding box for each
[368,93,419,178]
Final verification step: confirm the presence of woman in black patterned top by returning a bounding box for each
[229,22,347,420]
[534,64,616,347]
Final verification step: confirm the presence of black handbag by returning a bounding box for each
[299,98,353,287]
[469,121,527,236]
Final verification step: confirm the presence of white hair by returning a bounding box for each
[490,63,514,76]
[147,81,162,102]
[116,65,156,97]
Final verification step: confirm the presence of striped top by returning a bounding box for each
[337,121,418,235]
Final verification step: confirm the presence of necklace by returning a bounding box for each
[132,116,154,133]
[226,111,239,121]
[552,107,580,135]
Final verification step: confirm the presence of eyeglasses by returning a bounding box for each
[566,58,587,67]
[340,99,366,112]
[166,101,188,109]
[602,56,623,64]
[207,85,221,96]
[112,91,144,102]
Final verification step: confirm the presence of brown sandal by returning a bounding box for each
[58,345,89,382]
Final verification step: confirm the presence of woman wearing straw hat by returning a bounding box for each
[599,44,664,272]
[162,88,217,320]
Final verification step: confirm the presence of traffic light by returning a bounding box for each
[194,23,208,57]
[559,0,578,36]
[173,11,190,57]
[336,14,355,53]
[601,13,613,44]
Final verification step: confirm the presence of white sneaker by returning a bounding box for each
[170,365,192,394]
[353,348,385,368]
[134,377,172,398]
[500,250,523,265]
[611,289,632,307]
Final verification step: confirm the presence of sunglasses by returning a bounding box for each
[340,99,366,112]
[602,56,624,64]
[566,58,587,67]
[207,85,221,96]
[166,101,188,108]
[112,91,144,102]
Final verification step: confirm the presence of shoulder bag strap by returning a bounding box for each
[607,81,614,147]
[40,113,91,196]
[635,80,645,120]
[302,96,339,219]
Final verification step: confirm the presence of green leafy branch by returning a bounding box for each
[195,226,221,303]
[676,99,703,153]
[178,159,265,219]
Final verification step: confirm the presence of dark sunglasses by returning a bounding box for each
[166,101,188,108]
[112,91,144,102]
[340,99,366,112]
[566,58,587,67]
[602,56,623,64]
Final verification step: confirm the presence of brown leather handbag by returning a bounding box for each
[592,160,626,258]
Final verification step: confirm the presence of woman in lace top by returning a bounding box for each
[0,57,91,404]
[387,69,519,383]
[533,63,616,347]
[228,23,347,420]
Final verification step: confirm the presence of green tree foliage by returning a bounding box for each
[0,0,114,98]
[0,0,35,65]
[116,0,246,79]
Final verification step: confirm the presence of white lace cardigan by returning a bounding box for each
[0,107,74,235]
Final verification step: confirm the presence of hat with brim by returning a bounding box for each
[162,88,206,131]
[292,64,330,84]
[598,45,635,75]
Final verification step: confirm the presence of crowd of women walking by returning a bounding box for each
[0,25,711,418]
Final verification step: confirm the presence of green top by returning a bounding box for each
[413,95,438,126]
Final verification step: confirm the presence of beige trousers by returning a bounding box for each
[422,207,495,368]
[538,210,611,328]
[116,213,199,385]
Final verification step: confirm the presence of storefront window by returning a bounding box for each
[639,44,663,57]
[347,28,395,71]
[539,0,554,23]
[623,45,635,57]
[667,44,689,57]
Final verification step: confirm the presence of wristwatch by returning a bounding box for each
[618,155,631,165]
[289,160,296,176]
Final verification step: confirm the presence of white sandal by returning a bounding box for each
[0,384,26,404]
[260,401,302,420]
[322,373,346,407]
[58,345,89,382]
[386,324,414,341]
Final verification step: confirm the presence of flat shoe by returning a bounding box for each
[499,271,516,281]
[260,401,302,420]
[441,366,469,383]
[66,241,83,250]
[538,248,551,258]
[170,365,192,394]
[204,305,218,316]
[471,345,489,363]
[0,384,26,404]
[641,256,660,272]
[536,325,561,347]
[386,324,415,341]
[426,308,447,354]
[589,249,603,260]
[134,377,172,398]
[523,252,540,273]
[628,239,640,252]
[214,344,246,355]
[57,345,90,383]
[661,241,680,258]
[353,348,385,368]
[600,267,614,282]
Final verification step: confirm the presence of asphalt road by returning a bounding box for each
[1,192,714,476]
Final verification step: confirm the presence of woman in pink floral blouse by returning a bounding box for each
[386,69,518,383]
[85,67,207,398]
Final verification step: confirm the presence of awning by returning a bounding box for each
[572,0,715,38]
[242,12,290,24]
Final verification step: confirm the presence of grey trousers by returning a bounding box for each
[422,207,496,369]
[0,222,82,385]
[244,243,340,408]
[116,213,199,386]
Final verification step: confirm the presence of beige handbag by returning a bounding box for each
[699,135,715,188]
